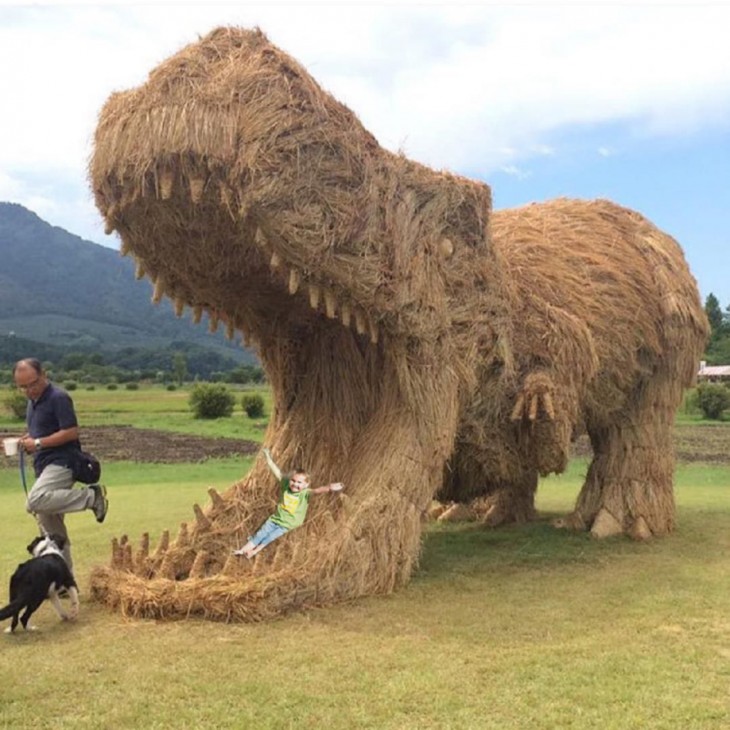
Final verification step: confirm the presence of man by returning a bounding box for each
[13,358,108,571]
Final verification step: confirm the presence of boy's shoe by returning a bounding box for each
[90,484,108,523]
[232,547,247,556]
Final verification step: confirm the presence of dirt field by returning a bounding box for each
[1,425,258,465]
[1,424,728,466]
[571,424,730,465]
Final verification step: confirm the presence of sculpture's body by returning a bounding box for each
[89,28,708,621]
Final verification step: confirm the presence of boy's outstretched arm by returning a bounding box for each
[262,447,282,481]
[310,483,345,495]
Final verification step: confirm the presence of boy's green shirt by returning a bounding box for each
[270,476,312,529]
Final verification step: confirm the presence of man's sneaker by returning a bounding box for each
[90,484,108,524]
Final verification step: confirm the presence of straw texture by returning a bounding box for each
[88,27,707,621]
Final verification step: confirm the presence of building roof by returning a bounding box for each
[698,364,730,377]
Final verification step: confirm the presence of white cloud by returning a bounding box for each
[500,165,532,181]
[0,3,729,242]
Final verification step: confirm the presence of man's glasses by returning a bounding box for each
[17,378,40,391]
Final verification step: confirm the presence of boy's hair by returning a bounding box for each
[290,467,309,479]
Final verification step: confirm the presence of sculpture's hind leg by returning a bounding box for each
[439,449,538,527]
[471,471,538,526]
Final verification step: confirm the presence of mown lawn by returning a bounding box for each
[0,452,729,729]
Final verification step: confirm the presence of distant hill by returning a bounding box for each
[0,202,252,364]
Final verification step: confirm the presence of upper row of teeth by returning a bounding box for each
[267,249,379,344]
[119,238,380,345]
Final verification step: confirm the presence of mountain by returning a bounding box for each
[0,202,251,363]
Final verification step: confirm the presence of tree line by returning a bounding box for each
[704,294,730,364]
[0,336,264,386]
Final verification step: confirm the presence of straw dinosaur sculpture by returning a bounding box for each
[88,28,708,621]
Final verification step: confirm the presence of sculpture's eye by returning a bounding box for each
[439,237,454,259]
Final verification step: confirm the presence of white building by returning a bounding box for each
[698,361,730,381]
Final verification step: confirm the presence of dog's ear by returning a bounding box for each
[27,536,43,554]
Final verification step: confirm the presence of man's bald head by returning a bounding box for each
[13,358,47,399]
[13,358,43,377]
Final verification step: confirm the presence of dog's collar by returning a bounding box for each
[34,541,64,560]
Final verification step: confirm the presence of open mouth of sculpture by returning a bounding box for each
[101,162,392,478]
[109,172,383,358]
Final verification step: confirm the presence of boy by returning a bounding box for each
[233,447,343,558]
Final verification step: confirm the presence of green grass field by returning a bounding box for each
[1,383,272,440]
[1,388,729,728]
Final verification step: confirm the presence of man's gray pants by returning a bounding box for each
[26,464,94,571]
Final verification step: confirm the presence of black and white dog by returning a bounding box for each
[1,534,79,633]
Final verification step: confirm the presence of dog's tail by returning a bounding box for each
[0,598,24,621]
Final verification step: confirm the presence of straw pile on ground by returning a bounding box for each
[88,27,707,622]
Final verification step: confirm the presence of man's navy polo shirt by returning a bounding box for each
[26,383,81,477]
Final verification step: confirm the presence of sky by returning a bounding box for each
[1,1,729,307]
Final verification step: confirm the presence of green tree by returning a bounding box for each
[705,293,723,339]
[172,352,187,386]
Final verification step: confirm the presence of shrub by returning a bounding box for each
[241,393,265,418]
[166,384,177,392]
[2,389,28,420]
[87,385,96,391]
[125,382,139,390]
[65,381,77,391]
[696,382,730,420]
[107,383,118,391]
[681,387,699,414]
[189,383,235,419]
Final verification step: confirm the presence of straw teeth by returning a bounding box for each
[192,305,203,324]
[340,301,352,327]
[174,297,185,317]
[308,284,321,309]
[354,309,366,336]
[193,503,210,531]
[189,177,205,203]
[208,310,220,333]
[152,278,165,304]
[288,269,300,295]
[159,169,174,199]
[270,252,282,270]
[104,205,119,235]
[324,289,337,319]
[368,317,379,344]
[134,260,146,280]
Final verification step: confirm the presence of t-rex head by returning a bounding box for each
[90,26,503,356]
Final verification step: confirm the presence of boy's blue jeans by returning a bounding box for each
[250,517,288,548]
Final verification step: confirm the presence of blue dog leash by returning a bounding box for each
[19,447,29,497]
